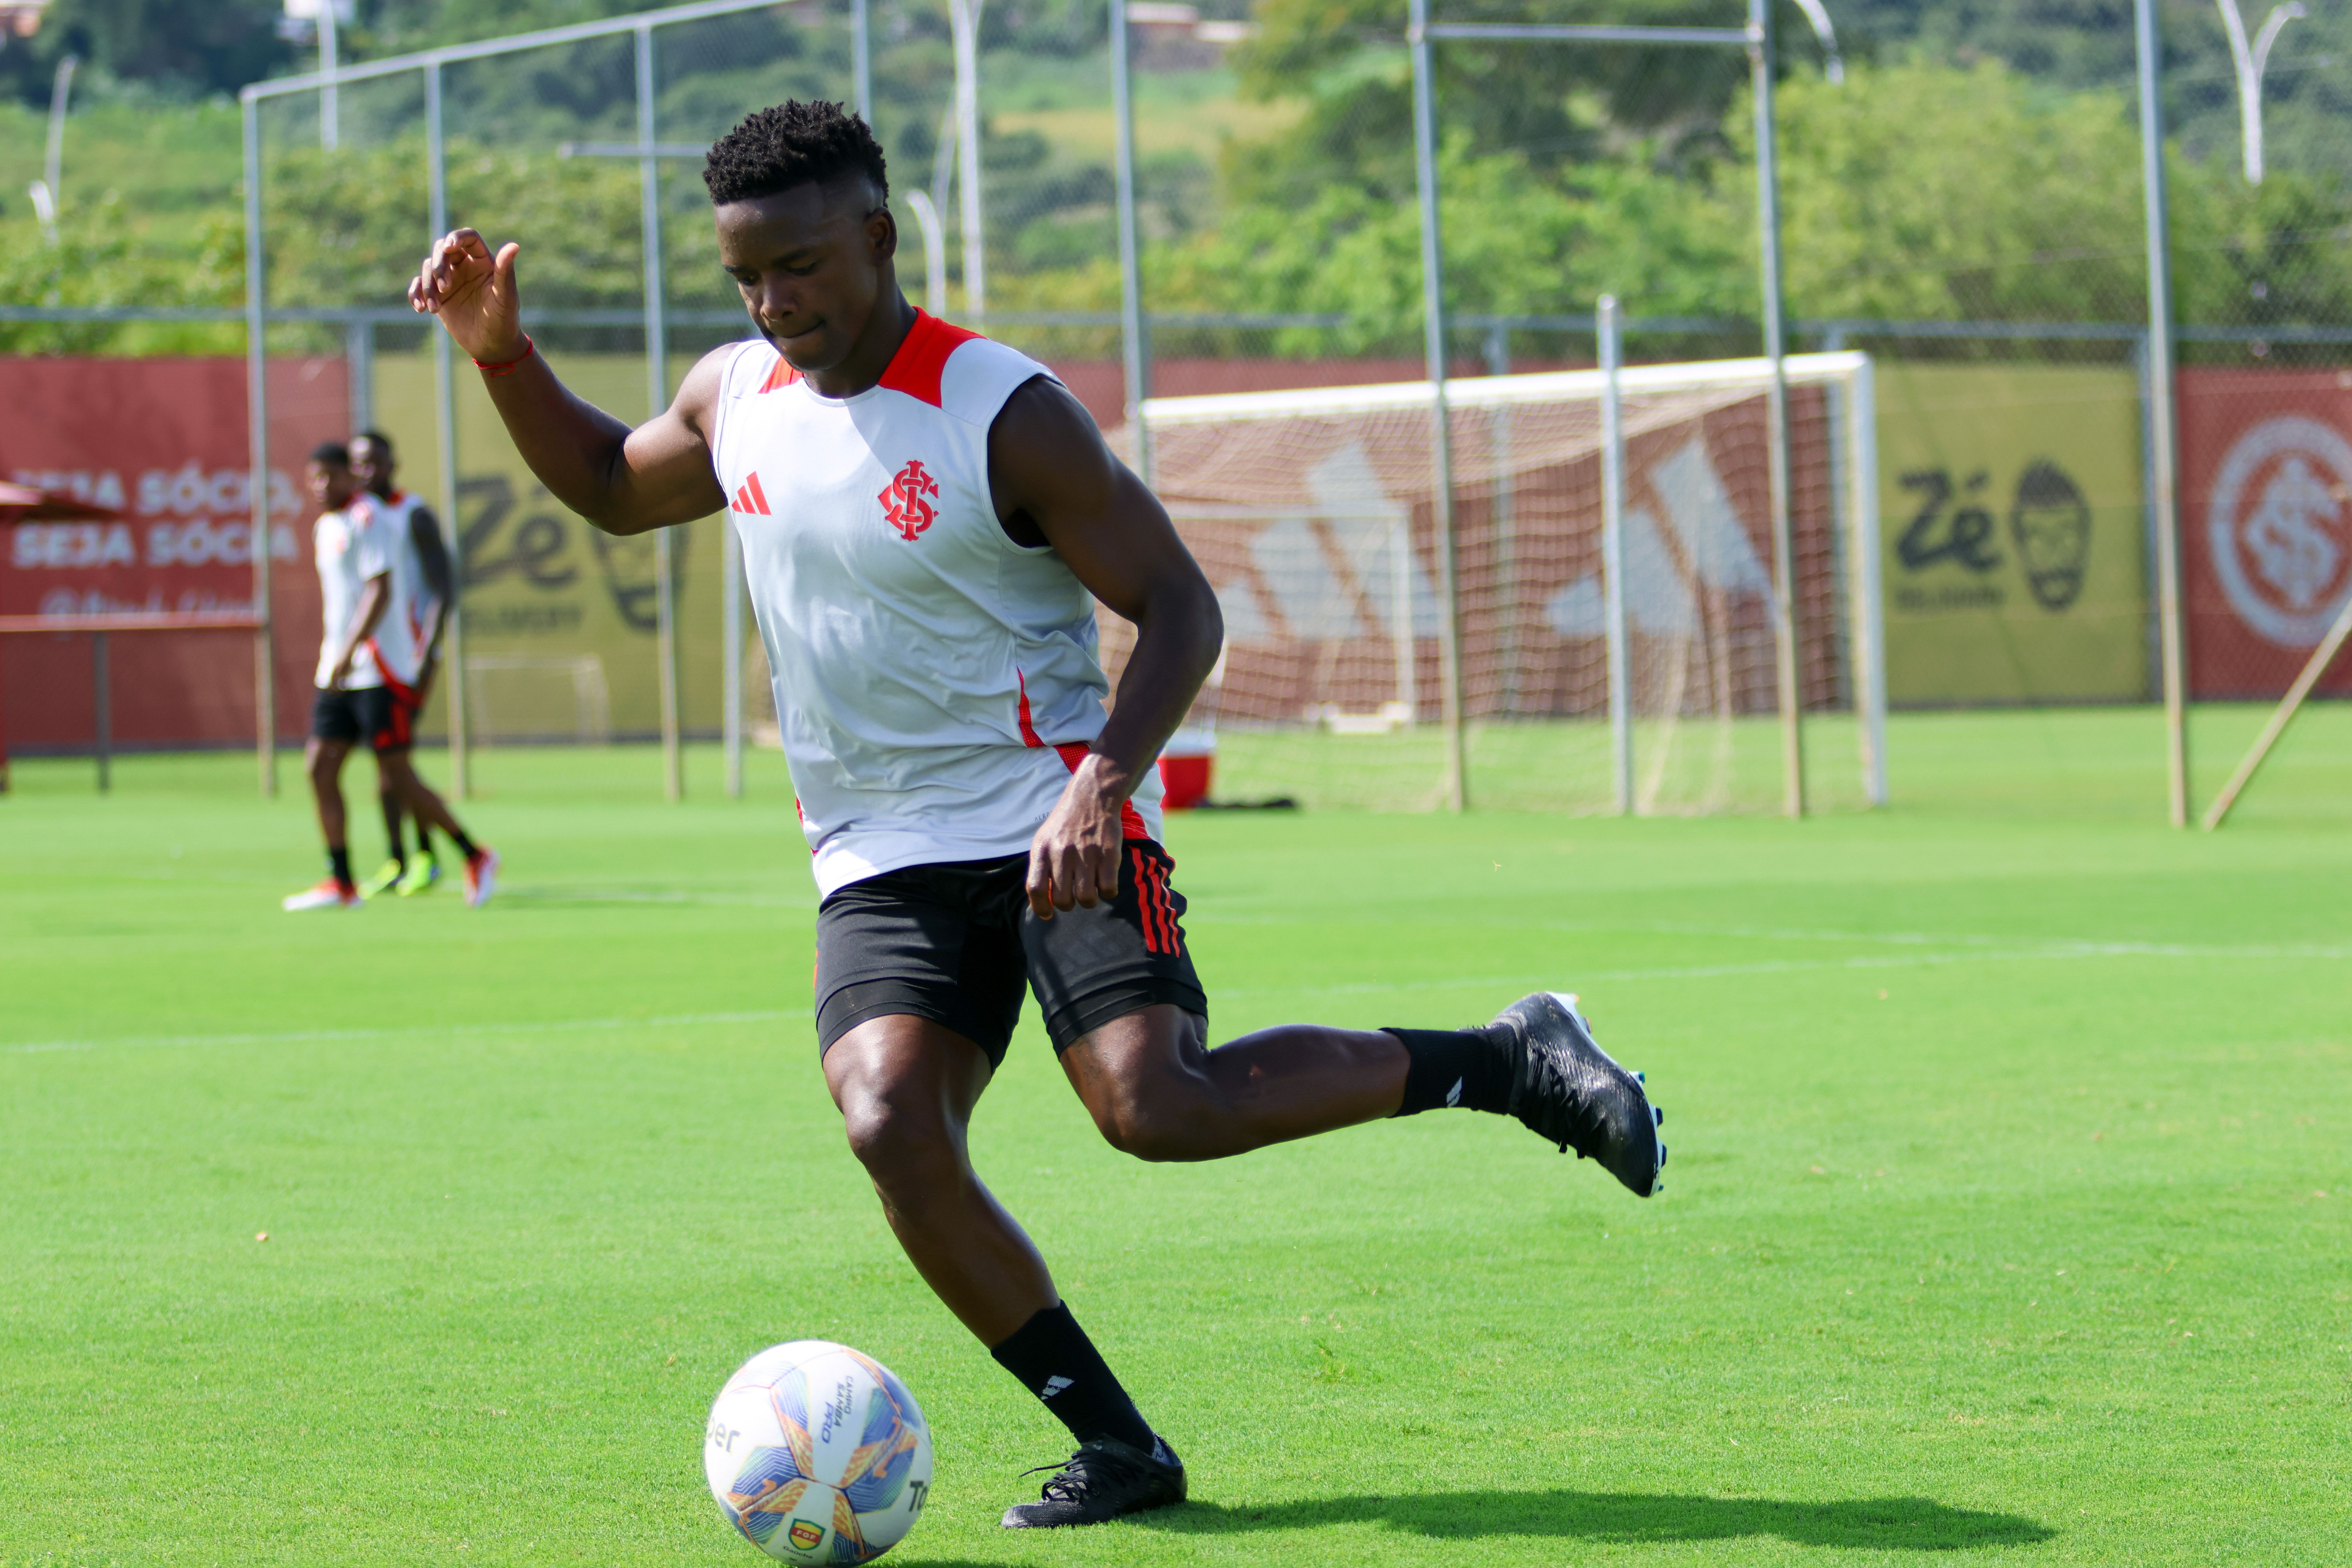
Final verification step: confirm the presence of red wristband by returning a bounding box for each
[473,335,535,376]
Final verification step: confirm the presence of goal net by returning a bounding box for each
[1104,352,1886,814]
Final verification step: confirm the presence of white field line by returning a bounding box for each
[9,935,2339,1056]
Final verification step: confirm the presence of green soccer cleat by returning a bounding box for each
[395,852,442,897]
[357,858,405,900]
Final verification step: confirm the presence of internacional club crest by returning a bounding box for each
[2207,414,2352,646]
[879,459,940,541]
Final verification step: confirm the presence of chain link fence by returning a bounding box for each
[9,0,2349,819]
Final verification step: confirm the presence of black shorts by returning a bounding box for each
[310,684,415,752]
[815,840,1206,1068]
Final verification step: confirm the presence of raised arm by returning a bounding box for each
[408,228,729,535]
[989,377,1223,917]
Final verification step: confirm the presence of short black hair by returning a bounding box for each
[354,429,394,455]
[703,100,888,206]
[310,441,350,467]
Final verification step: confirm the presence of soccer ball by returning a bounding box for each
[704,1340,934,1563]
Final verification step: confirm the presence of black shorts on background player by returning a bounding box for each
[310,685,414,753]
[815,839,1204,1065]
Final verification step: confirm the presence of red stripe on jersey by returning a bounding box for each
[1016,670,1046,747]
[758,355,800,393]
[877,310,983,409]
[1022,670,1149,838]
[744,470,772,514]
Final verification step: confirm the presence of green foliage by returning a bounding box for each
[0,192,243,354]
[1117,45,2352,346]
[264,141,652,312]
[2,0,290,106]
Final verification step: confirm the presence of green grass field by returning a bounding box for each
[3,708,2348,1566]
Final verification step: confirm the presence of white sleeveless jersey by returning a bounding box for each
[351,489,437,690]
[312,503,390,690]
[710,311,1161,897]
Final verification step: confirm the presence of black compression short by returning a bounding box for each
[310,684,414,752]
[814,840,1206,1068]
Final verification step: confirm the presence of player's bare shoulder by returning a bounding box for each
[672,340,749,445]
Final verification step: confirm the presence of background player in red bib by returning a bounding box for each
[285,441,499,912]
[349,430,458,899]
[409,101,1663,1525]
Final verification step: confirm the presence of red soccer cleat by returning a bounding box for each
[463,846,500,908]
[283,879,362,912]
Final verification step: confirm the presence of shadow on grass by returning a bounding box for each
[1142,1490,2056,1549]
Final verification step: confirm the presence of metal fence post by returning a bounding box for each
[2136,0,2190,827]
[949,0,984,317]
[1408,0,1467,811]
[427,60,471,799]
[242,90,276,798]
[1485,320,1520,715]
[1845,354,1887,806]
[639,22,684,802]
[346,317,374,433]
[852,0,872,122]
[1750,0,1804,818]
[1111,0,1151,482]
[93,631,110,794]
[723,526,744,797]
[1599,296,1633,814]
[319,0,340,150]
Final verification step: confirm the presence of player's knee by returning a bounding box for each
[1094,1095,1216,1163]
[838,1093,955,1185]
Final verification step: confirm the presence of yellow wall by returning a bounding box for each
[1876,364,2150,705]
[370,352,731,740]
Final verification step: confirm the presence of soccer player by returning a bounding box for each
[348,430,455,898]
[408,101,1663,1525]
[284,442,500,913]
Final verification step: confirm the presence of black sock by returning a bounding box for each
[380,797,404,869]
[1385,1026,1512,1116]
[416,826,437,860]
[989,1302,1155,1453]
[448,828,478,859]
[327,847,353,889]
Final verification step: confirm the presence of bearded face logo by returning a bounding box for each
[878,459,940,541]
[2009,459,2092,612]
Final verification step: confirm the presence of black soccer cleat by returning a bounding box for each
[1491,991,1666,1197]
[1000,1435,1187,1528]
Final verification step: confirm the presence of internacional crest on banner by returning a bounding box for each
[2203,414,2352,648]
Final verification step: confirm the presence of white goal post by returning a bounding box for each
[1106,350,1886,815]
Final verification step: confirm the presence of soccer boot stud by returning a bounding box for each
[1001,1435,1186,1528]
[1491,991,1666,1197]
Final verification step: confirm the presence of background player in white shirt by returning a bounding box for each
[408,101,1663,1525]
[284,441,499,912]
[349,430,456,899]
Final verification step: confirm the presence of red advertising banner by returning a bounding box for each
[1,358,348,749]
[2178,368,2352,700]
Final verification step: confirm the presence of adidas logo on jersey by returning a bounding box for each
[733,471,772,516]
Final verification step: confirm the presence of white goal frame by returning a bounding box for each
[1139,348,1888,811]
